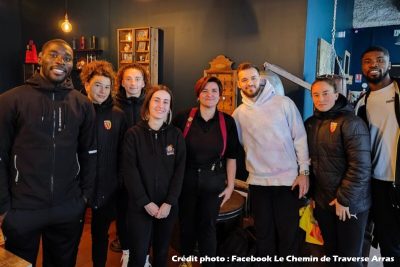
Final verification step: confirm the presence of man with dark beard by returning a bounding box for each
[355,46,400,266]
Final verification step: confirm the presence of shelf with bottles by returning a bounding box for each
[72,49,103,70]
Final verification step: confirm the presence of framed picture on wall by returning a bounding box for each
[137,41,147,51]
[316,38,334,76]
[136,29,148,40]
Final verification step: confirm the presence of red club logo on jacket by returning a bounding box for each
[104,120,112,130]
[330,122,337,133]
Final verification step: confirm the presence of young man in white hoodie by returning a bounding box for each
[232,62,310,265]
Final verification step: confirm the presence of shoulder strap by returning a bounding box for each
[182,107,198,138]
[183,108,227,157]
[218,111,227,157]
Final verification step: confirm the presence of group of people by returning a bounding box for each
[0,38,398,267]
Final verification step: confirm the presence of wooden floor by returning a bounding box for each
[36,221,198,267]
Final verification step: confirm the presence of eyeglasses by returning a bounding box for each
[316,74,344,81]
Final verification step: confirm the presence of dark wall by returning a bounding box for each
[109,0,307,112]
[7,0,307,114]
[0,1,23,93]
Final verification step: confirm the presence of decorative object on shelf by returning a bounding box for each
[117,27,159,84]
[76,57,86,70]
[90,35,96,49]
[60,0,72,33]
[80,36,85,49]
[124,44,131,52]
[25,40,38,64]
[204,55,237,115]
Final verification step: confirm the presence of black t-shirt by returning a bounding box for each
[172,108,239,166]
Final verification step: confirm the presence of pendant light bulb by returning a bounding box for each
[61,13,72,33]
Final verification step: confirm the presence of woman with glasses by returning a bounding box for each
[305,76,371,265]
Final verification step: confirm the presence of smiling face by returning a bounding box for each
[39,42,73,85]
[237,67,261,98]
[199,81,220,109]
[121,68,145,97]
[311,80,338,112]
[148,90,171,121]
[361,51,391,85]
[85,75,111,104]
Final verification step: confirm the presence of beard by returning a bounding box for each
[242,86,261,98]
[365,68,390,84]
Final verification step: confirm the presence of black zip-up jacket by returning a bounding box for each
[92,96,127,209]
[305,94,371,214]
[122,120,186,210]
[114,88,145,128]
[0,74,97,214]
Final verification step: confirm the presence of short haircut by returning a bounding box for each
[115,63,150,94]
[312,75,339,93]
[80,60,115,87]
[194,76,223,97]
[140,85,174,124]
[41,39,72,53]
[361,46,390,59]
[237,62,260,77]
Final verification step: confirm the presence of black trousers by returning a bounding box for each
[249,185,303,267]
[314,206,369,267]
[127,206,177,267]
[371,179,400,266]
[179,167,222,267]
[2,197,85,267]
[91,196,116,267]
[115,186,129,250]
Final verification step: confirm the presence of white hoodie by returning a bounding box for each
[232,80,310,186]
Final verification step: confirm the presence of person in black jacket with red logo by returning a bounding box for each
[0,39,96,266]
[122,85,186,267]
[112,63,150,257]
[80,60,127,267]
[305,76,371,266]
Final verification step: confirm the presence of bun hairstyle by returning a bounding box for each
[194,76,223,97]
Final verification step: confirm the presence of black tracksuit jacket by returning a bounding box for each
[92,96,127,209]
[114,88,145,128]
[122,120,186,210]
[305,94,371,213]
[0,74,97,214]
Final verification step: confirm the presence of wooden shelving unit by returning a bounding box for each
[117,27,159,84]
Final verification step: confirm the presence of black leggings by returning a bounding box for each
[127,206,177,267]
[179,167,222,267]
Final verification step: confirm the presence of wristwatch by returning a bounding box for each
[299,170,310,176]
